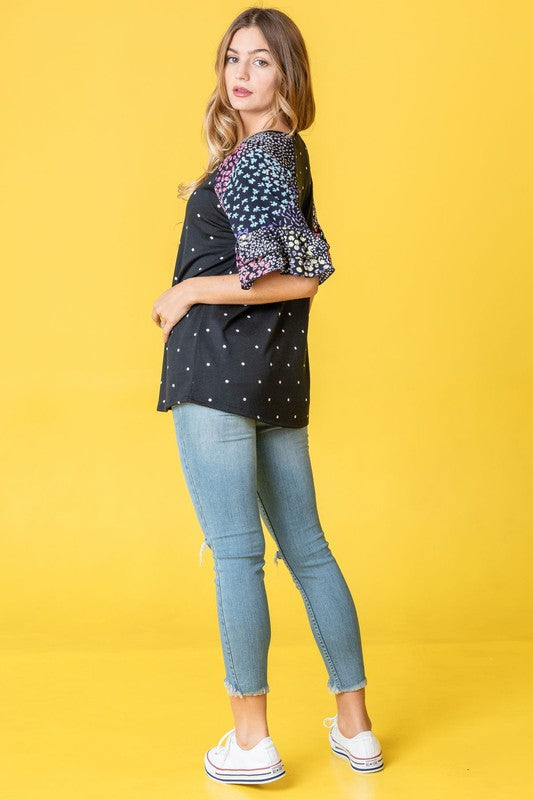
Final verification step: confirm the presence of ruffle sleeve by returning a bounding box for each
[218,145,335,291]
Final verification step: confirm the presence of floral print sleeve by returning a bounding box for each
[214,135,335,291]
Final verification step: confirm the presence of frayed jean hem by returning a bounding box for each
[224,678,270,697]
[327,677,367,694]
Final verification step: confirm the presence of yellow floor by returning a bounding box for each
[1,640,531,798]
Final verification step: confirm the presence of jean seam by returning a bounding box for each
[256,489,342,689]
[176,418,240,692]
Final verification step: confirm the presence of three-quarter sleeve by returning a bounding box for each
[218,145,335,291]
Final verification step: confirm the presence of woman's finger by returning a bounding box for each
[160,318,172,344]
[152,307,163,327]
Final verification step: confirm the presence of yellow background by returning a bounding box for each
[1,1,532,797]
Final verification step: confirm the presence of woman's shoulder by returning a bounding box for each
[240,129,306,166]
[215,130,302,195]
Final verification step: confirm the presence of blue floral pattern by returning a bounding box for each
[214,132,335,290]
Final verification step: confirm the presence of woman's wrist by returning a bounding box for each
[182,276,201,306]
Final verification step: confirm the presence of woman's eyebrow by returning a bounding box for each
[227,47,271,55]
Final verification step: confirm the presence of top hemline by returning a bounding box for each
[157,395,309,429]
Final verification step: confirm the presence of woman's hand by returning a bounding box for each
[152,280,196,344]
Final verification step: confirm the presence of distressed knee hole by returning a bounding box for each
[199,538,211,566]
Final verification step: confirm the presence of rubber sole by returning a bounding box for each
[329,733,384,773]
[204,752,286,784]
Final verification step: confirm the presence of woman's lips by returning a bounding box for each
[233,87,252,97]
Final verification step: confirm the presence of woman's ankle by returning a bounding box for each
[336,715,372,738]
[235,728,270,749]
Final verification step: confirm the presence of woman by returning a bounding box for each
[152,7,384,784]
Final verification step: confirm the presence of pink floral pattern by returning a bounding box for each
[214,131,335,290]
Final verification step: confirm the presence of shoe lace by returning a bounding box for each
[323,715,337,728]
[215,726,236,755]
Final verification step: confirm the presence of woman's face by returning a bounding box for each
[224,26,280,129]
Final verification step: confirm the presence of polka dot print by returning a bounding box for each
[156,130,335,428]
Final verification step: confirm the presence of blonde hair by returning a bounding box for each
[177,6,316,200]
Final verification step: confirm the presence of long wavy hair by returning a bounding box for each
[177,7,316,200]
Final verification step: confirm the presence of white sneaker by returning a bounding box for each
[204,726,286,784]
[323,715,384,773]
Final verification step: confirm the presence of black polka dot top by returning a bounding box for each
[156,129,335,427]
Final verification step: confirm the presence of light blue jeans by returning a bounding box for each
[171,401,367,697]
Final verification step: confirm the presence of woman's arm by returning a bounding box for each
[184,271,319,306]
[153,271,318,342]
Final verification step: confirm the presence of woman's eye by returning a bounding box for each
[225,56,269,67]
